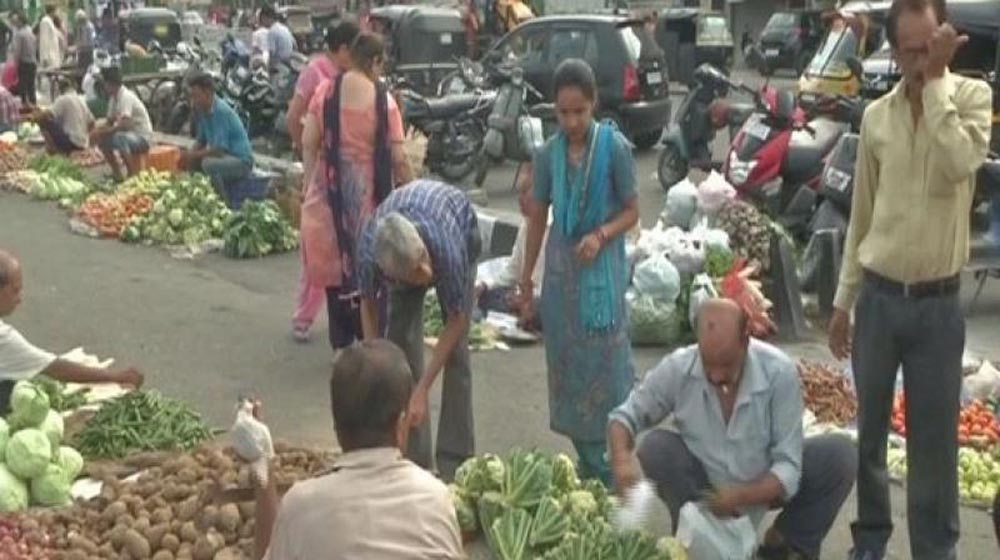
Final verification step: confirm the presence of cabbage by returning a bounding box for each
[56,446,84,480]
[551,453,580,494]
[0,417,8,462]
[448,483,478,533]
[6,428,53,479]
[0,463,28,512]
[9,381,51,429]
[454,453,505,497]
[565,489,599,518]
[30,463,71,506]
[39,410,64,454]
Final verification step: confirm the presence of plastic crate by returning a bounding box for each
[121,56,164,76]
[226,171,275,210]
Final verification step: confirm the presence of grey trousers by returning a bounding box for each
[851,279,964,559]
[638,430,857,559]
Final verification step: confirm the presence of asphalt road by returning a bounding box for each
[2,66,1000,557]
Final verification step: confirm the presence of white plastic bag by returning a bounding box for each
[963,361,1000,401]
[613,479,658,532]
[676,502,757,560]
[697,171,737,217]
[688,274,719,328]
[663,178,699,229]
[633,253,681,303]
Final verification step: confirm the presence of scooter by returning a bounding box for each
[473,61,546,190]
[657,64,754,192]
[395,66,497,183]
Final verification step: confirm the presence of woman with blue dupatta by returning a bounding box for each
[518,59,639,485]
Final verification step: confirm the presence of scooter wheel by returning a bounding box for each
[657,144,689,192]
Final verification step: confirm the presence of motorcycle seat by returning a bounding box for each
[726,103,755,127]
[785,118,850,184]
[425,94,485,118]
[529,103,555,120]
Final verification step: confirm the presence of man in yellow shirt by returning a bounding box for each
[828,1,992,558]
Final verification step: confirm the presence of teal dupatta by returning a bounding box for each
[550,121,618,332]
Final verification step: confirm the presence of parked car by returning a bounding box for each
[656,9,735,84]
[482,14,671,149]
[756,9,824,76]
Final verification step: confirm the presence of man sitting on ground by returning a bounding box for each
[182,73,253,198]
[0,249,143,416]
[34,79,95,155]
[0,82,21,133]
[249,340,464,560]
[608,298,857,560]
[90,66,153,181]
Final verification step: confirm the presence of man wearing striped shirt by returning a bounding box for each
[356,180,481,479]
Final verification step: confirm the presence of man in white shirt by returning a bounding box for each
[251,14,271,67]
[35,79,95,154]
[250,340,464,560]
[90,66,153,181]
[259,5,295,70]
[38,5,63,72]
[0,249,143,415]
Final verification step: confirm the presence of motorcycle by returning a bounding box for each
[657,63,755,192]
[394,64,497,183]
[473,60,547,190]
[722,78,863,239]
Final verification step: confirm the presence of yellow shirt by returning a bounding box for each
[834,70,992,310]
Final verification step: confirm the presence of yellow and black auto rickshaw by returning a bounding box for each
[656,8,735,84]
[796,1,889,100]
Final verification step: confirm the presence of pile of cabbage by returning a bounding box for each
[122,173,231,246]
[0,381,85,512]
[450,449,678,559]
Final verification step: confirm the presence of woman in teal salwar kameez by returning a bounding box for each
[519,59,640,485]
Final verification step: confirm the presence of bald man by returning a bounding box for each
[0,250,143,414]
[608,299,856,560]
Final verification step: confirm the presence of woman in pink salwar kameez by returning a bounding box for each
[299,32,413,349]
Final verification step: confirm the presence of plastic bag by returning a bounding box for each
[663,178,699,229]
[697,171,737,217]
[963,361,1000,401]
[628,292,685,346]
[688,274,719,329]
[668,236,706,277]
[633,253,681,303]
[676,502,756,560]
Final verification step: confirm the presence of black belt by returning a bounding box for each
[864,269,960,298]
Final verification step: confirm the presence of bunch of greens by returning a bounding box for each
[72,391,215,460]
[223,200,299,258]
[35,377,90,412]
[124,174,231,246]
[703,244,735,279]
[424,290,493,347]
[29,154,87,183]
[451,449,675,559]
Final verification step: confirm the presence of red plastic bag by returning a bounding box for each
[2,59,18,90]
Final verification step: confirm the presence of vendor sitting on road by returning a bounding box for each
[0,249,143,416]
[356,180,481,480]
[250,340,464,560]
[0,83,22,133]
[34,79,95,155]
[608,298,856,560]
[182,73,253,197]
[90,66,153,182]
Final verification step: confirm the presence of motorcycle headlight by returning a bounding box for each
[728,152,758,186]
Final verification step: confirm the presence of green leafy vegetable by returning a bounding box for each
[489,507,533,560]
[502,449,554,509]
[704,244,735,278]
[529,496,570,548]
[38,409,64,455]
[6,428,52,479]
[455,453,505,497]
[30,154,87,183]
[30,463,71,506]
[0,417,8,462]
[223,199,299,258]
[0,463,28,512]
[551,453,580,493]
[449,483,479,533]
[477,490,508,550]
[128,173,231,246]
[55,446,84,480]
[8,381,51,429]
[35,377,90,412]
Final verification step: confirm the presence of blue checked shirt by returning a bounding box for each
[609,339,804,527]
[357,181,480,315]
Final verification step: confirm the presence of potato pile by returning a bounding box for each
[18,443,335,560]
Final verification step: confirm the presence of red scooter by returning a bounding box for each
[722,79,860,239]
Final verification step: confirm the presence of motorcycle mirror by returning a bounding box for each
[846,57,863,80]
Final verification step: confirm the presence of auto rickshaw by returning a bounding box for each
[370,5,469,97]
[120,8,183,52]
[656,8,734,84]
[797,1,889,99]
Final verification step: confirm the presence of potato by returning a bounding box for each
[180,521,199,543]
[177,468,198,485]
[177,542,193,558]
[134,516,151,535]
[152,507,173,525]
[198,505,219,532]
[122,528,151,559]
[176,497,199,522]
[238,519,254,539]
[213,547,241,560]
[161,533,181,553]
[217,504,240,535]
[152,551,175,560]
[118,513,137,528]
[236,501,254,520]
[68,534,99,554]
[98,543,114,557]
[63,551,88,560]
[102,501,128,523]
[146,523,170,549]
[192,530,224,560]
[108,524,129,549]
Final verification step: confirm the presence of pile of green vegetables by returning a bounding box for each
[223,200,299,258]
[0,381,86,512]
[29,154,88,183]
[450,449,676,559]
[122,174,231,246]
[26,153,96,208]
[35,377,90,412]
[423,291,492,347]
[72,391,215,460]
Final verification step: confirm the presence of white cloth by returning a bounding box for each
[252,27,270,64]
[38,15,62,70]
[0,319,56,381]
[264,447,464,560]
[106,86,153,136]
[51,93,95,149]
